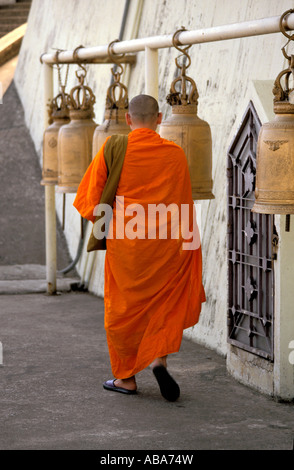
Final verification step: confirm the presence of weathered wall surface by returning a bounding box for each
[13,0,292,357]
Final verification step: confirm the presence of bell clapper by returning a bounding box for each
[81,216,84,240]
[62,193,66,231]
[285,214,291,232]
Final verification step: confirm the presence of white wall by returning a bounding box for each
[14,0,293,357]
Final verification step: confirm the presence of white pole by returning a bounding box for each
[45,186,57,294]
[43,63,57,294]
[40,13,294,64]
[274,215,294,400]
[144,46,158,99]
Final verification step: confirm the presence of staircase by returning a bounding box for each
[0,0,32,66]
[0,0,32,38]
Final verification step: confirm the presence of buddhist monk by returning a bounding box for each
[73,94,205,401]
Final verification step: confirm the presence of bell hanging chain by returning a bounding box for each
[103,39,129,131]
[280,9,294,233]
[166,27,199,107]
[65,55,95,113]
[106,39,129,111]
[46,49,70,124]
[273,9,294,104]
[55,49,70,96]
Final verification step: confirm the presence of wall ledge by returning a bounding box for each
[0,23,27,66]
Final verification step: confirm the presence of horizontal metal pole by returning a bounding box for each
[41,13,294,64]
[40,53,137,65]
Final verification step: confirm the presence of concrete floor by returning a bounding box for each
[1,291,294,451]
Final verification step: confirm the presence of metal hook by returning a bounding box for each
[75,67,87,84]
[279,9,294,41]
[172,27,192,70]
[108,39,125,78]
[73,45,88,83]
[39,52,46,64]
[281,41,291,62]
[73,44,86,62]
[40,48,63,67]
[51,47,64,68]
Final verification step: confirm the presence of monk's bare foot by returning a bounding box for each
[150,355,167,370]
[114,376,137,391]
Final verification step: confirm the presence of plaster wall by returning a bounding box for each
[13,0,294,358]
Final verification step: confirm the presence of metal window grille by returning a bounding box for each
[227,101,275,361]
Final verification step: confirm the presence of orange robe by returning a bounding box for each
[73,128,205,379]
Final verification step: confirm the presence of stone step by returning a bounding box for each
[0,2,31,9]
[0,23,22,32]
[0,2,31,41]
[0,16,27,24]
[0,264,48,281]
[0,265,80,295]
[0,8,30,16]
[0,277,80,295]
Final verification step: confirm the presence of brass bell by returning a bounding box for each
[92,64,129,156]
[252,10,294,217]
[57,65,97,193]
[251,100,294,215]
[93,107,130,156]
[41,92,69,186]
[159,28,214,200]
[160,103,214,200]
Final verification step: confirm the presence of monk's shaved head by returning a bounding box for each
[128,94,159,125]
[126,94,162,131]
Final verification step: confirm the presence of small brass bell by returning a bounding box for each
[57,66,97,193]
[252,10,294,218]
[159,28,214,200]
[41,92,69,186]
[92,41,130,157]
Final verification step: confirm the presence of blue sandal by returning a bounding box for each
[103,379,137,395]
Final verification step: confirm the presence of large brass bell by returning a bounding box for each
[251,96,294,215]
[252,10,294,219]
[92,40,130,157]
[159,28,214,200]
[41,91,69,186]
[57,65,97,193]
